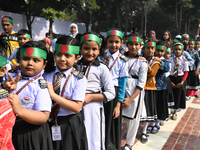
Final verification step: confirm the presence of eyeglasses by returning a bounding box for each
[163,34,168,36]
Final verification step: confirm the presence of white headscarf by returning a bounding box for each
[69,23,79,38]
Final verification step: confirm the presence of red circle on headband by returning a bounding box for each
[148,42,153,47]
[21,34,25,37]
[185,35,188,38]
[176,45,180,49]
[132,36,137,41]
[26,48,34,56]
[2,17,7,22]
[60,45,68,53]
[111,30,116,35]
[163,46,165,50]
[84,34,90,41]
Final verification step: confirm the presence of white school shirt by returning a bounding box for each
[43,67,87,116]
[169,55,189,76]
[127,56,147,90]
[11,73,51,112]
[77,58,115,102]
[122,56,147,119]
[105,50,128,86]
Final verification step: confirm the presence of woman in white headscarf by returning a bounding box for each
[69,23,79,38]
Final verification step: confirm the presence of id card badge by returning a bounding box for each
[51,125,62,141]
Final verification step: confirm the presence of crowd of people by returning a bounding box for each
[0,15,200,150]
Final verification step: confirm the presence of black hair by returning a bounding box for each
[56,35,80,47]
[56,35,80,70]
[161,30,171,42]
[54,34,58,38]
[79,32,106,58]
[2,16,13,21]
[46,33,50,37]
[75,33,82,40]
[124,32,142,57]
[16,41,48,62]
[156,40,167,46]
[39,40,47,46]
[17,29,31,38]
[0,37,8,58]
[106,28,123,41]
[126,32,141,45]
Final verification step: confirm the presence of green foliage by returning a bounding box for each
[42,7,65,21]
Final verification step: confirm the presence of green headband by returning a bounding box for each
[2,17,14,24]
[107,30,123,39]
[196,41,200,44]
[20,47,47,59]
[165,48,171,53]
[156,45,166,51]
[55,44,79,54]
[18,34,31,39]
[80,34,101,46]
[144,42,156,47]
[128,36,142,43]
[0,56,7,67]
[182,34,190,39]
[189,41,195,45]
[174,44,184,50]
[173,39,181,43]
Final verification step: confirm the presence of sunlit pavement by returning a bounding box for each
[121,94,200,150]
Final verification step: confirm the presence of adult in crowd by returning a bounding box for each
[0,16,19,64]
[69,23,79,38]
[149,30,158,42]
[51,34,58,52]
[43,33,51,51]
[161,30,172,47]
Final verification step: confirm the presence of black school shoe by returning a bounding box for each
[141,133,149,144]
[146,125,153,134]
[122,144,132,150]
[151,125,160,134]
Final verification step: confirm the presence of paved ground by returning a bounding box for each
[121,95,200,150]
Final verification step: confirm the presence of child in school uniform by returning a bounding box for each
[0,46,16,150]
[169,43,189,120]
[194,41,200,52]
[186,41,200,97]
[77,32,115,150]
[164,47,175,114]
[43,36,88,150]
[140,38,161,143]
[182,34,190,51]
[121,34,147,150]
[3,41,53,150]
[149,41,170,132]
[8,29,32,70]
[101,29,128,150]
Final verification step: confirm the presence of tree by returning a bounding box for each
[70,0,100,32]
[42,7,65,39]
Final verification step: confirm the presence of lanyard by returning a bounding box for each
[15,74,41,95]
[52,68,73,121]
[128,58,138,74]
[80,62,93,79]
[109,53,120,71]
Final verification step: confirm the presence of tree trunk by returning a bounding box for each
[178,3,182,34]
[49,19,53,40]
[141,1,144,37]
[185,20,187,34]
[175,0,178,32]
[125,0,128,36]
[116,5,121,29]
